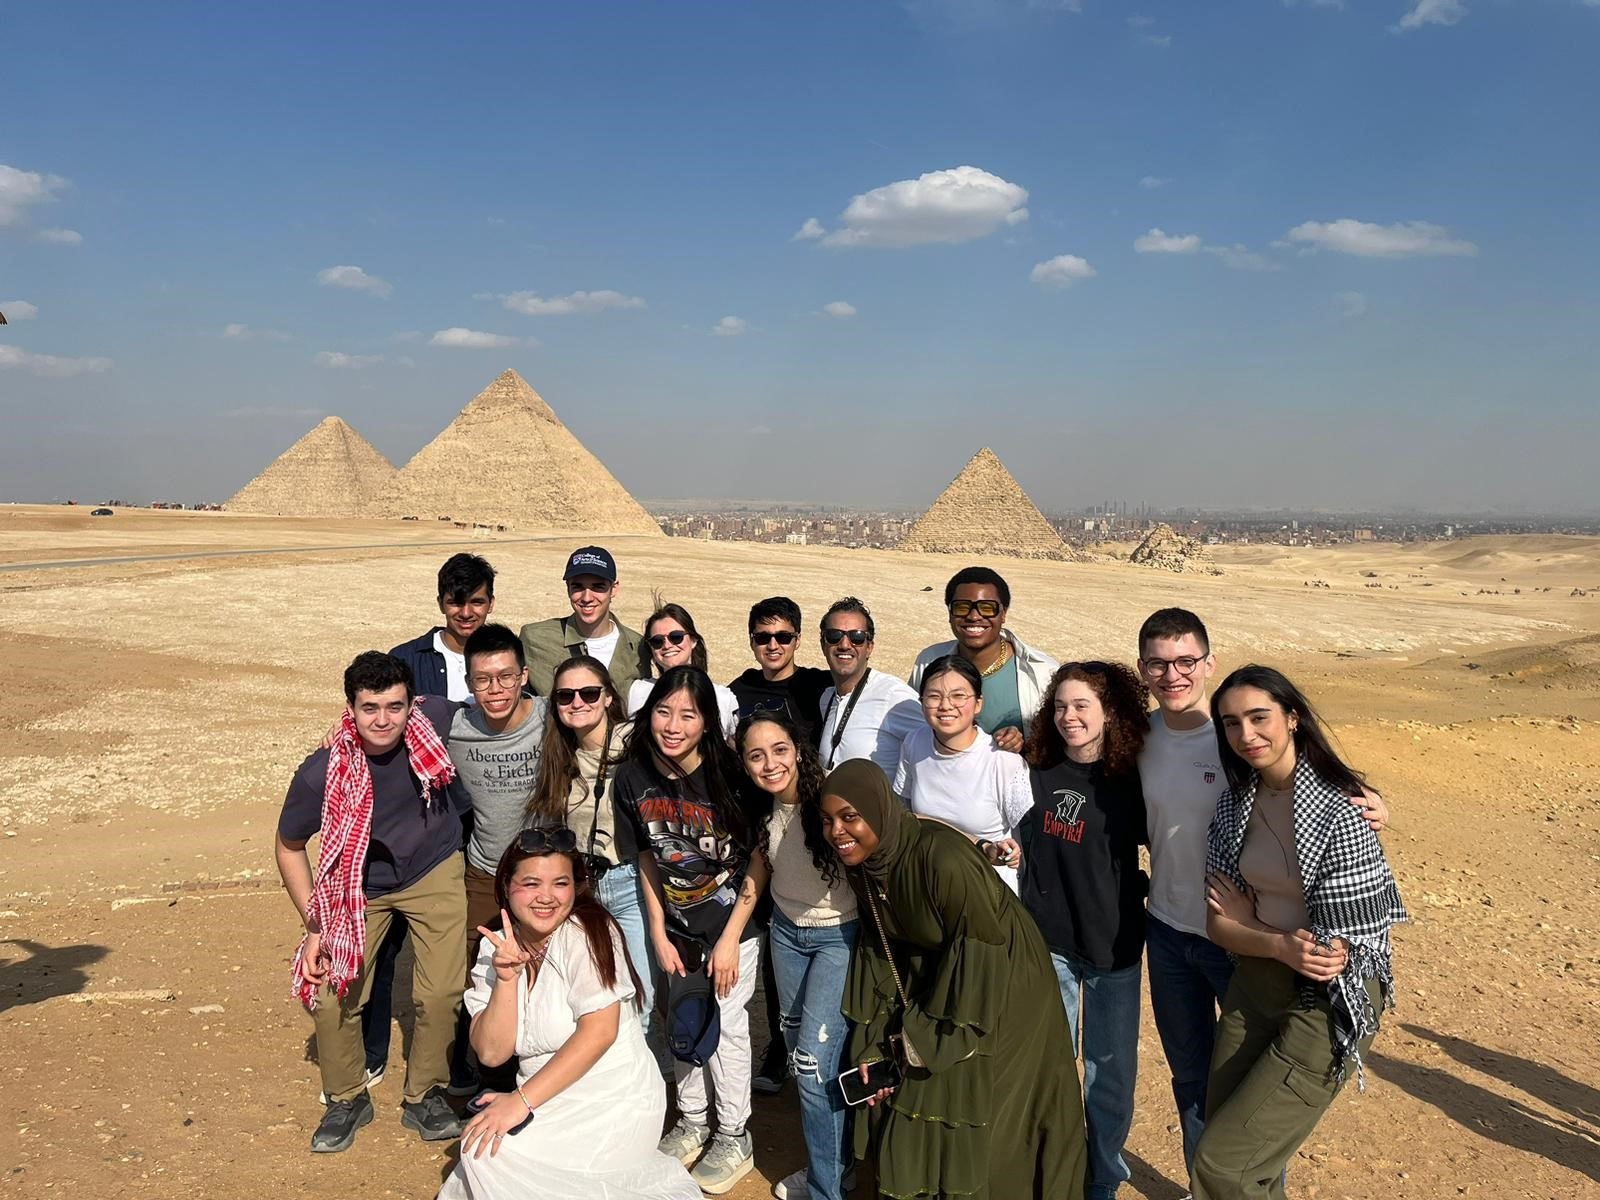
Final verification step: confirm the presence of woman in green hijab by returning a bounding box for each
[807,759,1088,1199]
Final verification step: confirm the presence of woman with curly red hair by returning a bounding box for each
[1019,661,1151,1200]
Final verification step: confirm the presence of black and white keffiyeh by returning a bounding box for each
[1207,759,1409,1088]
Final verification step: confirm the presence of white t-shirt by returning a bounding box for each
[818,669,925,775]
[626,678,740,741]
[582,623,621,673]
[433,631,470,702]
[1139,711,1227,937]
[893,724,1032,893]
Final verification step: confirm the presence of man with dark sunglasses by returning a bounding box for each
[519,545,651,697]
[908,566,1059,753]
[727,596,832,746]
[816,596,923,776]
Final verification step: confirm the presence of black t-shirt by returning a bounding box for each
[278,696,469,899]
[728,666,832,747]
[611,759,757,945]
[1018,758,1149,971]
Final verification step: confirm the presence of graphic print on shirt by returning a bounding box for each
[1194,759,1221,786]
[1043,788,1088,843]
[636,789,737,910]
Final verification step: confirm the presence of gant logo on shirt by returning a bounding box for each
[1042,789,1087,843]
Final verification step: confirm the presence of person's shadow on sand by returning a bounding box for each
[1368,1023,1600,1185]
[0,938,110,1013]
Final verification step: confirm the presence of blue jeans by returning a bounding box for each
[769,909,859,1200]
[1052,951,1142,1200]
[595,860,659,1053]
[1145,915,1235,1174]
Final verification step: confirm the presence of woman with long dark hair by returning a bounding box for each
[1197,665,1407,1199]
[736,711,859,1200]
[613,665,770,1195]
[437,830,699,1200]
[626,602,739,739]
[1020,661,1151,1200]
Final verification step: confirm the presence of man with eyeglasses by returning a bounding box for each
[728,596,833,746]
[816,596,923,776]
[520,546,650,697]
[908,566,1059,753]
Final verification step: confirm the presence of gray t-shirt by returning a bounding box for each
[450,699,549,874]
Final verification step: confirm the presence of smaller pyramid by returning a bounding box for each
[899,448,1075,560]
[1129,523,1219,574]
[226,415,397,516]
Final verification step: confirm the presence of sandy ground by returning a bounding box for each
[1,505,1596,1199]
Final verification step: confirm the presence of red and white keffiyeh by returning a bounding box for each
[292,706,456,1010]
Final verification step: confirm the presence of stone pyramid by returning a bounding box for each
[1129,523,1218,574]
[226,415,398,516]
[899,447,1074,560]
[386,369,662,535]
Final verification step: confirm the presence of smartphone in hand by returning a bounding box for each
[838,1060,903,1107]
[466,1090,534,1134]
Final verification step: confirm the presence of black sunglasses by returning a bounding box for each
[553,686,605,706]
[515,826,578,854]
[822,627,870,646]
[648,630,690,650]
[752,630,798,646]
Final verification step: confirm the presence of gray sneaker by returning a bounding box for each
[774,1165,859,1198]
[657,1114,711,1164]
[318,1065,383,1105]
[692,1129,755,1195]
[400,1088,464,1141]
[309,1093,373,1153]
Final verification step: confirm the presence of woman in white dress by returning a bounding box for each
[626,602,740,740]
[437,827,699,1200]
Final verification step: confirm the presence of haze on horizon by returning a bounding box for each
[2,2,1596,515]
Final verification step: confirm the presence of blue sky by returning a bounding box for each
[2,0,1596,512]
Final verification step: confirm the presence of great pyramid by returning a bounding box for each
[386,369,662,535]
[226,415,398,516]
[899,447,1076,560]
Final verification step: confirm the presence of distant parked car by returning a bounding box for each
[91,508,114,517]
[401,515,420,521]
[437,515,452,521]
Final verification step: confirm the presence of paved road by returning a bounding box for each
[0,535,552,573]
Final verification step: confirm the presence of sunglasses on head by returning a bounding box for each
[752,630,798,646]
[949,599,1003,619]
[822,628,870,646]
[737,697,788,718]
[648,630,690,650]
[553,685,605,706]
[515,826,578,854]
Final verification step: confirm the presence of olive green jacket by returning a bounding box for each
[518,615,650,698]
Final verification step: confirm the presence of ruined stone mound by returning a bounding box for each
[387,369,662,535]
[226,415,397,516]
[900,447,1077,561]
[1129,523,1219,574]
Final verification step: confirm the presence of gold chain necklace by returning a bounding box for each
[979,640,1013,677]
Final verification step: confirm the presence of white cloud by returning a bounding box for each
[1286,218,1478,257]
[817,166,1029,248]
[822,300,857,319]
[711,316,748,337]
[221,322,289,342]
[1029,254,1097,288]
[316,264,393,298]
[38,227,82,245]
[430,327,521,348]
[1,300,39,320]
[1396,0,1465,30]
[0,164,69,226]
[497,289,645,316]
[0,345,113,377]
[792,217,826,241]
[1135,227,1203,254]
[312,351,383,369]
[1205,243,1277,271]
[1336,290,1368,316]
[1138,175,1170,190]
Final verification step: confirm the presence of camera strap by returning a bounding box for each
[825,669,870,769]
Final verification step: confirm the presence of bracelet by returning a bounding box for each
[517,1086,536,1118]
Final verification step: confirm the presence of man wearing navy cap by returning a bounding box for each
[519,545,650,697]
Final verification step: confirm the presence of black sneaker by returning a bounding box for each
[400,1088,465,1141]
[752,1044,790,1095]
[309,1093,373,1153]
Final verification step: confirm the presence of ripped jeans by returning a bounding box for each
[768,908,859,1200]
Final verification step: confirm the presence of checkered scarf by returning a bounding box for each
[1207,759,1408,1088]
[291,707,456,1010]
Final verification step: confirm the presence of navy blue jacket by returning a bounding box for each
[390,628,451,698]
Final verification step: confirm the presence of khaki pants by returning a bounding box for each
[1192,956,1380,1200]
[463,863,501,984]
[312,853,467,1104]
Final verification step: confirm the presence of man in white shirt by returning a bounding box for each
[815,597,923,775]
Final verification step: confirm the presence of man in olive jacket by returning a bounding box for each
[519,545,651,697]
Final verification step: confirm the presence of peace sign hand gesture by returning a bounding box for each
[477,909,532,983]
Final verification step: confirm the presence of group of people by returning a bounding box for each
[275,544,1407,1200]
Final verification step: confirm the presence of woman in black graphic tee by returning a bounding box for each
[1019,661,1151,1200]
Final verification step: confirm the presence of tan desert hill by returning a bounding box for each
[899,446,1075,560]
[386,369,662,535]
[225,415,398,517]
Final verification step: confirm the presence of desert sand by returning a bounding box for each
[2,504,1597,1199]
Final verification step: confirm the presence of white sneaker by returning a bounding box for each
[774,1166,858,1198]
[317,1065,383,1105]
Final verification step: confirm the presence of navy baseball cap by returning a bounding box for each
[563,546,617,582]
[666,968,721,1066]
